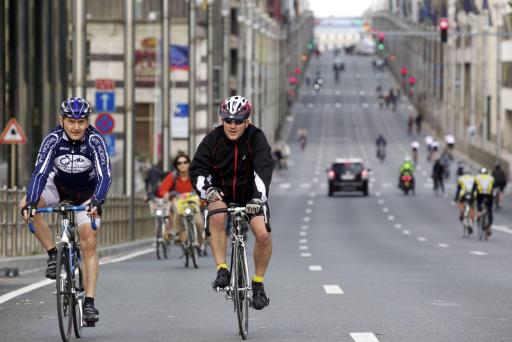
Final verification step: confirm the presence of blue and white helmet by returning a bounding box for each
[60,97,92,119]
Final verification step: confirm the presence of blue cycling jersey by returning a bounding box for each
[26,125,112,205]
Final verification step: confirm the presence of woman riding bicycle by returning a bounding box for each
[156,154,204,247]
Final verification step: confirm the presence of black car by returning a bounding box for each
[327,158,370,196]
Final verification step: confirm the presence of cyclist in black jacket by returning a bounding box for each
[191,95,274,310]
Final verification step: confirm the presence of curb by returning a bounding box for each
[0,238,153,274]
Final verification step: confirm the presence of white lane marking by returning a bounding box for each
[381,183,392,188]
[382,207,389,213]
[307,200,314,206]
[309,265,322,271]
[299,245,309,250]
[492,225,512,234]
[417,165,423,171]
[305,208,312,214]
[350,332,380,342]
[395,224,402,229]
[309,193,316,197]
[303,217,310,222]
[308,103,314,108]
[422,171,428,176]
[301,183,311,188]
[470,250,488,256]
[378,199,384,205]
[300,231,307,236]
[375,191,381,197]
[437,243,450,248]
[0,248,154,305]
[387,215,395,221]
[320,183,327,188]
[313,178,319,183]
[370,177,376,183]
[323,285,344,294]
[299,239,308,244]
[279,183,291,189]
[302,225,309,230]
[402,230,411,235]
[417,237,427,242]
[301,252,312,257]
[314,171,320,176]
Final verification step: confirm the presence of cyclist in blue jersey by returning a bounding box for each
[20,97,111,324]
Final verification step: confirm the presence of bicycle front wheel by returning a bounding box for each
[186,220,198,269]
[56,243,73,342]
[72,249,84,338]
[234,243,249,340]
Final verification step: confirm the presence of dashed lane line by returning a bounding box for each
[309,265,322,271]
[492,225,512,234]
[300,232,307,236]
[307,200,314,205]
[323,285,344,294]
[395,224,402,229]
[402,230,411,235]
[382,207,389,213]
[437,243,450,248]
[301,252,312,257]
[299,245,309,250]
[387,215,395,221]
[350,332,380,342]
[305,208,312,214]
[303,217,310,222]
[417,237,427,242]
[302,225,309,230]
[470,250,488,256]
[299,239,308,244]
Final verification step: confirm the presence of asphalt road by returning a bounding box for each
[2,51,512,342]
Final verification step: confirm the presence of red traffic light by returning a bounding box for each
[378,32,385,42]
[288,76,298,85]
[401,67,408,76]
[294,67,302,75]
[439,18,448,30]
[409,76,416,86]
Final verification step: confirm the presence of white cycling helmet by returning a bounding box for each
[411,141,420,149]
[445,134,455,144]
[479,167,488,174]
[425,135,434,146]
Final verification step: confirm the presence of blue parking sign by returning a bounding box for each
[103,134,116,156]
[95,91,116,112]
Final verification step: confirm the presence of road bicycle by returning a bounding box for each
[461,195,473,238]
[207,204,267,340]
[175,193,201,268]
[149,198,171,260]
[28,203,97,342]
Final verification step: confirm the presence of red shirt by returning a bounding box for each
[156,172,194,197]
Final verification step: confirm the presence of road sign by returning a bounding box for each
[0,118,27,144]
[95,113,115,135]
[95,79,116,90]
[95,91,115,112]
[103,134,116,156]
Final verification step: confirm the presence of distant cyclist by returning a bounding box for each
[473,167,494,237]
[492,162,507,209]
[454,168,475,233]
[297,128,308,151]
[432,158,445,195]
[20,97,111,324]
[411,141,420,164]
[375,134,387,161]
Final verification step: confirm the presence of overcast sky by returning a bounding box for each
[307,0,372,18]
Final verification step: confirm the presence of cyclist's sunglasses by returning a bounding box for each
[223,118,245,125]
[176,160,189,165]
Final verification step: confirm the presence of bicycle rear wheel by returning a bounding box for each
[234,243,249,339]
[72,253,84,338]
[56,243,73,342]
[478,215,486,241]
[186,220,198,269]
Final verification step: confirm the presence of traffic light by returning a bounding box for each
[439,18,448,43]
[377,32,385,50]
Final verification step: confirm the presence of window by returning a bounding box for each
[503,62,512,88]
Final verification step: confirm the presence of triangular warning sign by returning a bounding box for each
[0,118,27,144]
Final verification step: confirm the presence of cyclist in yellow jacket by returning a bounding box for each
[454,168,475,234]
[473,167,494,236]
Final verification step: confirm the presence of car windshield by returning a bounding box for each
[333,163,363,174]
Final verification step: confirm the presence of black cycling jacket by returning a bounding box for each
[190,125,274,204]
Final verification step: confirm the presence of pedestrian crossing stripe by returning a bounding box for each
[0,118,27,144]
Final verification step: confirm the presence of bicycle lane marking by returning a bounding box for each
[350,332,380,342]
[0,247,154,305]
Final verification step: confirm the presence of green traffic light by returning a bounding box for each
[378,43,384,50]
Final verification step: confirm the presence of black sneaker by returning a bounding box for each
[45,253,57,279]
[83,302,99,323]
[251,282,269,310]
[211,268,230,289]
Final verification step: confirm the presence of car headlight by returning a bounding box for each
[155,209,163,216]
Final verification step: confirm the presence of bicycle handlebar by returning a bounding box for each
[28,204,97,233]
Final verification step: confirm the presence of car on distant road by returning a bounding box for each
[327,158,370,196]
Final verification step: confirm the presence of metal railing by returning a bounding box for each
[0,186,154,257]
